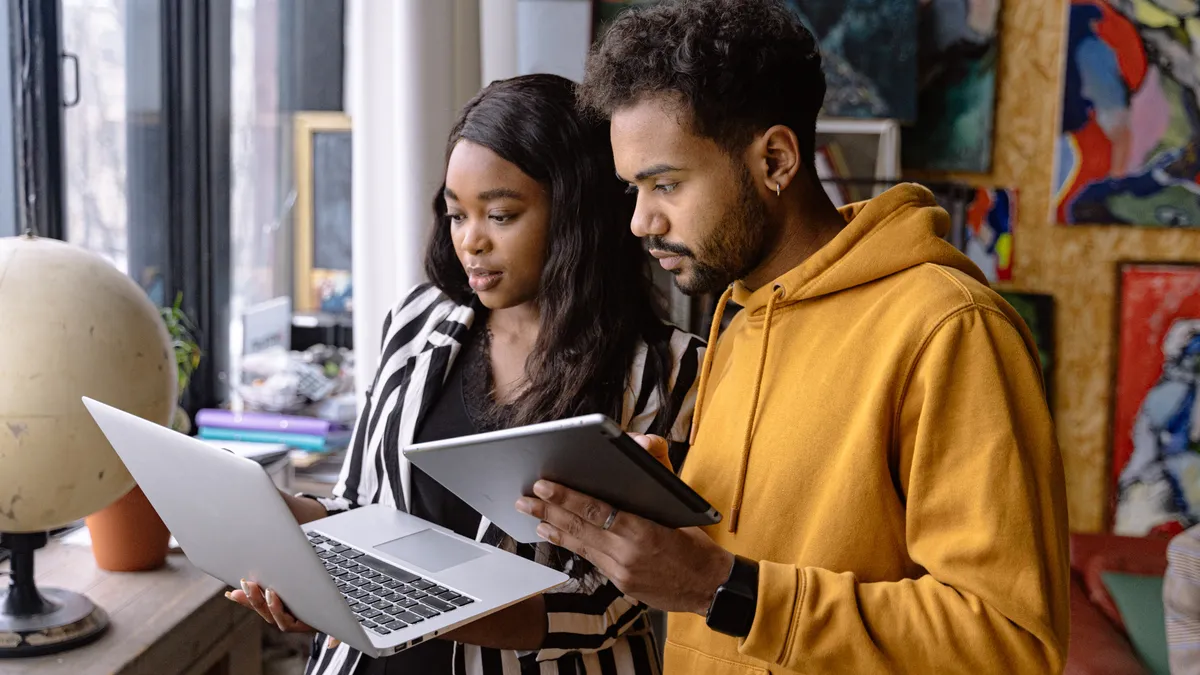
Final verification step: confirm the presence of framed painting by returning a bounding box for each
[902,0,1001,172]
[1111,262,1200,537]
[962,187,1015,284]
[1054,0,1200,226]
[294,112,353,314]
[996,291,1053,404]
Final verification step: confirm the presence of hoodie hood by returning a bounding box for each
[731,183,987,315]
[691,183,987,532]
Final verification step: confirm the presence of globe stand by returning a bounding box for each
[0,532,108,657]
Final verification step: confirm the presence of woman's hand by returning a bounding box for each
[628,433,671,469]
[279,491,329,525]
[226,580,342,648]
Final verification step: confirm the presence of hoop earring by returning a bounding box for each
[775,183,782,197]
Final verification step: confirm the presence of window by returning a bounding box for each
[228,0,345,385]
[61,0,170,302]
[230,0,287,314]
[14,0,340,413]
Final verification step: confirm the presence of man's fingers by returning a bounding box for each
[531,481,617,531]
[534,520,620,578]
[628,433,671,468]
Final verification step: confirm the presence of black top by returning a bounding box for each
[408,343,484,540]
[358,324,505,675]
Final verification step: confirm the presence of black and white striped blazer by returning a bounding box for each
[304,284,705,675]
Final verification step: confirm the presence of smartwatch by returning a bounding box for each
[705,555,759,638]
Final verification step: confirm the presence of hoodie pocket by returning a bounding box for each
[664,640,768,675]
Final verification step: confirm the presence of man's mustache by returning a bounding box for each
[644,237,693,258]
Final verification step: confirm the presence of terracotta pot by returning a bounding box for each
[85,485,170,571]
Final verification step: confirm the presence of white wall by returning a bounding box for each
[346,0,481,408]
[480,0,518,86]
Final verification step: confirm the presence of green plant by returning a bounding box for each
[160,292,202,400]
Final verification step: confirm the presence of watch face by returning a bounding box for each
[708,586,756,637]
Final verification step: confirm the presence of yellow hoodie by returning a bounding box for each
[665,185,1070,674]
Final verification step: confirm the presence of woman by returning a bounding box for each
[229,74,704,675]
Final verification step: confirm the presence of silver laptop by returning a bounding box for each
[82,397,567,658]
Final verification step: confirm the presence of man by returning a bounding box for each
[514,0,1070,672]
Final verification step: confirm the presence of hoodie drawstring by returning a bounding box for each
[689,285,735,447]
[728,285,783,533]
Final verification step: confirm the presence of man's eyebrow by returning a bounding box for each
[617,164,682,183]
[636,164,682,181]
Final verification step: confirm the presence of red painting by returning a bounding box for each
[1111,263,1200,536]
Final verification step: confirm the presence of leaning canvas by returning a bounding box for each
[902,0,1002,172]
[1055,0,1200,227]
[1111,263,1200,537]
[996,291,1054,405]
[785,0,918,121]
[593,0,918,121]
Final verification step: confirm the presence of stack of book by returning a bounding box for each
[196,409,352,458]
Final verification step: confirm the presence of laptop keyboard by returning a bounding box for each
[306,531,475,637]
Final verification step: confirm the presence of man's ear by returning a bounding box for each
[756,125,802,196]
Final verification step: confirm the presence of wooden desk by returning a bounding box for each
[1,538,263,675]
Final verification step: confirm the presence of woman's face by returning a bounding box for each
[444,140,550,311]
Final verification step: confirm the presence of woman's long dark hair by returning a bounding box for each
[425,74,670,428]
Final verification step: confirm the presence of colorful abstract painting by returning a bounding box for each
[1055,0,1200,227]
[902,0,1001,172]
[593,0,918,121]
[1112,263,1200,537]
[997,291,1054,404]
[962,187,1015,283]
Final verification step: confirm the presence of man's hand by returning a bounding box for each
[515,435,733,614]
[630,432,672,469]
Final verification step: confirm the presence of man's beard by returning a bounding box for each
[649,168,769,295]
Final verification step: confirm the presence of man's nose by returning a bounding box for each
[630,193,667,239]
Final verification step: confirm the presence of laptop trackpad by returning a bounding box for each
[376,529,488,573]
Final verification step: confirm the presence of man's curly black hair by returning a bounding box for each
[579,0,825,168]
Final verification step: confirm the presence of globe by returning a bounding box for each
[0,234,176,534]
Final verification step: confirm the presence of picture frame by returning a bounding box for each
[293,112,353,314]
[1109,261,1200,536]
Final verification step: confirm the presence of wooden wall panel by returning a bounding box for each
[919,0,1200,531]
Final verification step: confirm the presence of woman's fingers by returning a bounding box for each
[233,580,277,626]
[265,588,314,633]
